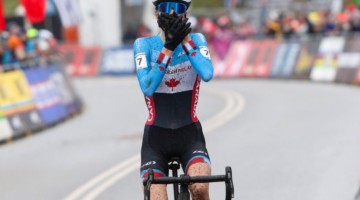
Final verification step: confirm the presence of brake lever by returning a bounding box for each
[144,169,154,200]
[225,166,234,199]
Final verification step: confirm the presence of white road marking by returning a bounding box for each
[63,87,246,200]
[82,162,140,200]
[202,89,245,133]
[63,155,140,200]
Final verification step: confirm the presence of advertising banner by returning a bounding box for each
[0,70,42,136]
[238,40,278,78]
[0,110,13,141]
[58,45,101,76]
[271,43,287,77]
[19,110,43,133]
[209,44,223,77]
[335,53,360,84]
[75,47,102,76]
[310,54,338,82]
[283,43,301,77]
[310,36,345,82]
[253,40,278,78]
[100,46,135,75]
[343,37,360,84]
[240,40,260,77]
[271,42,300,78]
[355,68,360,84]
[5,114,27,137]
[318,36,345,54]
[344,37,360,52]
[24,68,67,126]
[222,41,252,77]
[58,44,80,75]
[293,38,320,79]
[48,65,81,114]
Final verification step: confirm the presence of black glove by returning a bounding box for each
[164,16,192,51]
[157,13,176,32]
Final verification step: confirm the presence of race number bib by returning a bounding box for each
[199,46,211,60]
[135,53,148,70]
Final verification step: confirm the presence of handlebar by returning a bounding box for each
[143,166,234,200]
[143,174,227,185]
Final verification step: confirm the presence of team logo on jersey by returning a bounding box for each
[145,96,155,125]
[155,61,196,94]
[166,65,192,74]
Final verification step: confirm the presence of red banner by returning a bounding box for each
[253,40,278,77]
[20,0,46,24]
[58,44,102,76]
[0,0,5,31]
[224,41,252,77]
[240,40,260,77]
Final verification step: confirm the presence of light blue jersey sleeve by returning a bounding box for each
[133,38,167,97]
[186,33,214,82]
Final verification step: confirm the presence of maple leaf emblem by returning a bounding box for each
[165,78,180,91]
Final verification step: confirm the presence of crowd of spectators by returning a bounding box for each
[190,3,360,58]
[0,23,58,73]
[263,3,360,39]
[193,14,256,59]
[194,3,360,43]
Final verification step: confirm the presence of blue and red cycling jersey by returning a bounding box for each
[133,33,214,129]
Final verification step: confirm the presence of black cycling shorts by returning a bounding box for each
[140,122,211,178]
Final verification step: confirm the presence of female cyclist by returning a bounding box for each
[134,0,214,199]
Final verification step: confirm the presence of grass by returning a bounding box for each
[192,0,223,8]
[3,0,19,16]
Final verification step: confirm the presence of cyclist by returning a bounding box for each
[134,0,214,199]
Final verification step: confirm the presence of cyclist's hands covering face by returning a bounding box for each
[164,16,192,51]
[157,13,174,32]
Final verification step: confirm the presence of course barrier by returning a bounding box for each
[58,44,135,76]
[0,63,83,143]
[58,44,102,76]
[61,34,360,86]
[100,46,135,75]
[208,34,360,85]
[7,35,359,143]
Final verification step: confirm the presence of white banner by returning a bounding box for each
[0,118,13,141]
[337,53,360,68]
[54,0,82,27]
[318,36,345,54]
[101,48,135,75]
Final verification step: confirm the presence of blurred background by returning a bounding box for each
[1,0,360,200]
[2,0,360,77]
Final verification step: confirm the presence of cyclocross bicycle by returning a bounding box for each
[143,158,234,200]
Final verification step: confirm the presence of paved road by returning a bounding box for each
[1,77,360,200]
